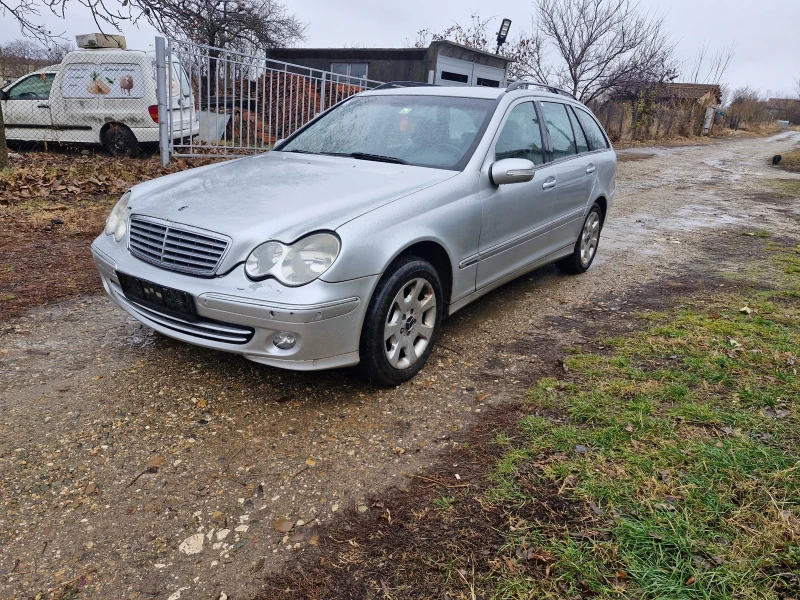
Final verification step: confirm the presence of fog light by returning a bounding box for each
[272,332,296,350]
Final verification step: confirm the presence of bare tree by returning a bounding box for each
[414,13,494,50]
[684,41,735,85]
[796,77,800,98]
[151,0,305,53]
[534,0,678,102]
[154,0,305,96]
[46,40,75,63]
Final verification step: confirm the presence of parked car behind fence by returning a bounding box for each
[1,34,197,156]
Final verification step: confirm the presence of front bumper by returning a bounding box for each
[91,237,379,370]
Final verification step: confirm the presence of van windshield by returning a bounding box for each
[280,95,496,171]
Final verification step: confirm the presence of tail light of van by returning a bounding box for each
[148,105,159,123]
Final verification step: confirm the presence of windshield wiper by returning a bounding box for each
[282,149,407,165]
[345,152,407,165]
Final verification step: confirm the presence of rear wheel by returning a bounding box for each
[556,203,603,274]
[102,124,139,157]
[359,256,443,386]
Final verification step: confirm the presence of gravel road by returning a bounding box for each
[2,132,799,600]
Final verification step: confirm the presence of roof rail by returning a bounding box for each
[506,80,577,100]
[373,81,438,90]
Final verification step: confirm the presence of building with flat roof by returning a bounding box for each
[266,41,514,88]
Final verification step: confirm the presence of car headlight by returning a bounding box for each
[245,233,341,286]
[104,191,131,242]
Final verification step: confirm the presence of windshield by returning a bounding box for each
[280,94,496,170]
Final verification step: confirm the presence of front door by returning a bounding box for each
[476,100,557,289]
[2,72,57,142]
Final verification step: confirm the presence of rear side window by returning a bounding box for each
[494,102,544,165]
[574,107,609,151]
[8,73,55,100]
[171,64,192,98]
[567,106,589,153]
[61,64,145,99]
[541,102,577,161]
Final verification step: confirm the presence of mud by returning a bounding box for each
[1,132,799,600]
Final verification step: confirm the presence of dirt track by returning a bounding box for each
[1,131,799,600]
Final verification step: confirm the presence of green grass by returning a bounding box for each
[482,249,800,599]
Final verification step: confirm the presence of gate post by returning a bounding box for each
[155,37,170,167]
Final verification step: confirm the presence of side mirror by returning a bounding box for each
[274,138,285,149]
[489,158,536,185]
[0,90,9,101]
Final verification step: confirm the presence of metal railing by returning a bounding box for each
[156,37,383,164]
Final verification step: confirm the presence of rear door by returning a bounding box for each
[1,73,57,142]
[476,100,557,288]
[168,61,197,140]
[539,101,596,251]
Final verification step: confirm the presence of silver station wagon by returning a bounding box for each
[92,81,616,385]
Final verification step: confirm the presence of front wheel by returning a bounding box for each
[359,257,443,386]
[556,203,603,274]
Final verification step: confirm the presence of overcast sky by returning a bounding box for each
[1,0,798,97]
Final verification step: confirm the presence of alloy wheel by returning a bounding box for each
[580,211,601,266]
[383,278,437,370]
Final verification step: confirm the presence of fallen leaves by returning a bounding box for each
[273,517,293,533]
[127,454,166,487]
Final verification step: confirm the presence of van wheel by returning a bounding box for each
[556,203,603,274]
[359,256,443,386]
[102,124,139,157]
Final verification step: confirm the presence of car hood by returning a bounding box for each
[129,152,455,270]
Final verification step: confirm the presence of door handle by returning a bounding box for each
[586,164,596,175]
[542,177,557,190]
[37,103,50,108]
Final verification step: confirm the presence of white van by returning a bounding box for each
[1,35,198,155]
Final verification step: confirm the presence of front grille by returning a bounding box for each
[121,294,255,344]
[128,215,229,276]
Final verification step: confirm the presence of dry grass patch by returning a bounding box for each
[779,150,800,173]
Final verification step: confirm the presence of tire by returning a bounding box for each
[359,256,444,386]
[556,203,603,274]
[102,124,139,157]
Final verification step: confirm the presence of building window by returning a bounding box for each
[330,62,368,82]
[440,71,469,84]
[476,77,500,88]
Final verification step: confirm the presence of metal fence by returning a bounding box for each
[158,37,383,164]
[0,36,381,162]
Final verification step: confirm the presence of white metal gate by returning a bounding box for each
[154,37,383,165]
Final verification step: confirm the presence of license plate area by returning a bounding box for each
[117,272,197,321]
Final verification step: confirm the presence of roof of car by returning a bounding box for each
[362,85,582,104]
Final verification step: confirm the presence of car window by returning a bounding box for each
[8,73,55,100]
[172,64,192,97]
[574,107,609,151]
[494,102,544,165]
[567,106,589,153]
[281,95,496,171]
[541,101,577,161]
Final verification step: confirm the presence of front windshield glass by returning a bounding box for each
[280,94,496,170]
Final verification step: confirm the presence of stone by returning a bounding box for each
[178,533,204,555]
